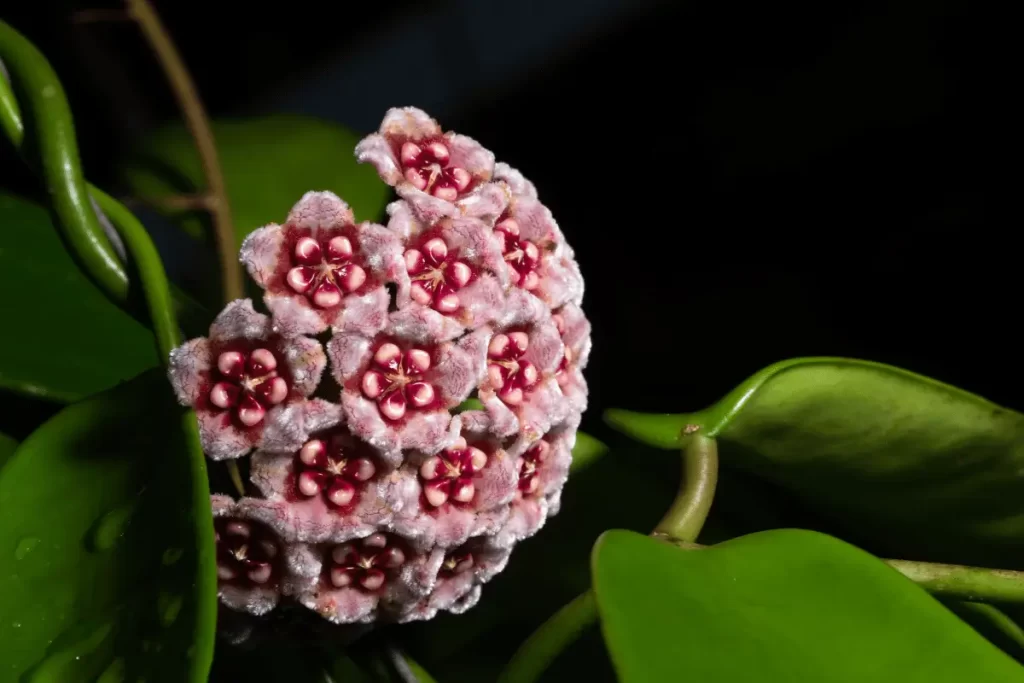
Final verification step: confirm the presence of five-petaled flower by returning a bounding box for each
[168,299,326,459]
[173,106,590,627]
[240,191,404,337]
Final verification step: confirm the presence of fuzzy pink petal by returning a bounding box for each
[497,288,551,330]
[219,584,279,617]
[539,255,585,309]
[457,182,510,223]
[449,585,483,614]
[524,320,565,374]
[445,133,495,180]
[282,335,327,396]
[281,543,322,596]
[432,327,491,405]
[395,185,460,223]
[455,274,507,329]
[560,370,589,416]
[385,199,423,241]
[209,299,273,342]
[332,287,391,336]
[458,409,492,433]
[239,224,285,289]
[197,410,256,460]
[511,379,572,454]
[379,106,443,139]
[264,293,328,336]
[558,304,591,357]
[479,390,520,438]
[258,403,311,454]
[327,332,373,384]
[358,222,407,282]
[492,497,548,549]
[508,195,566,248]
[355,133,402,185]
[474,449,519,510]
[286,190,355,230]
[338,393,402,467]
[167,337,210,406]
[474,546,513,583]
[494,162,539,200]
[396,410,455,455]
[257,398,344,455]
[388,306,466,344]
[398,571,476,623]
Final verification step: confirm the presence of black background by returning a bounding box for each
[1,0,1016,438]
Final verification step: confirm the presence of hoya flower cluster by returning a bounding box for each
[168,107,591,625]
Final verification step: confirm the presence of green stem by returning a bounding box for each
[0,22,207,347]
[886,560,1024,605]
[652,434,718,542]
[496,592,598,683]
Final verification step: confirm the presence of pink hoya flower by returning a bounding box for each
[185,106,592,629]
[388,413,518,550]
[399,538,511,622]
[168,299,327,459]
[492,164,584,310]
[491,415,578,549]
[478,290,570,453]
[246,403,403,544]
[240,190,404,337]
[386,200,509,341]
[283,532,443,624]
[328,318,488,463]
[211,494,286,616]
[355,107,508,223]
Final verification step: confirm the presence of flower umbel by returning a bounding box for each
[172,105,590,627]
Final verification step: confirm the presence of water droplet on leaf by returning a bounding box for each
[14,537,41,560]
[86,504,135,552]
[161,548,183,565]
[157,591,182,628]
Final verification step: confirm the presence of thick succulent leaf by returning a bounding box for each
[569,431,608,474]
[119,115,392,247]
[606,357,1024,567]
[947,602,1024,664]
[592,529,1024,683]
[0,370,216,682]
[0,192,158,402]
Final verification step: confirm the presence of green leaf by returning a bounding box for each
[0,193,159,402]
[120,115,392,247]
[592,529,1024,683]
[0,430,15,470]
[605,357,1024,567]
[569,431,608,474]
[0,369,216,682]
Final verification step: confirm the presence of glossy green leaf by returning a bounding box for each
[947,602,1024,664]
[569,431,608,474]
[0,370,216,682]
[120,115,392,247]
[606,357,1024,567]
[0,193,159,402]
[592,529,1024,683]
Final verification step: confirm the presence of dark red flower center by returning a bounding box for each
[209,348,288,427]
[487,331,539,406]
[294,434,377,509]
[418,437,488,507]
[494,217,541,290]
[285,232,366,309]
[360,341,438,421]
[399,140,472,201]
[327,533,407,592]
[215,518,280,587]
[404,235,474,314]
